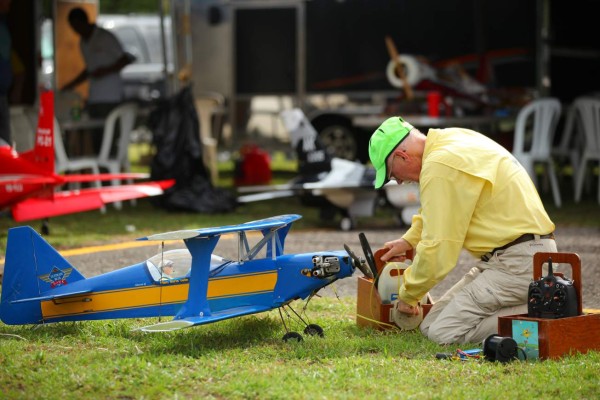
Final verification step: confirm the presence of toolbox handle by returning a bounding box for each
[374,248,414,275]
[533,252,582,315]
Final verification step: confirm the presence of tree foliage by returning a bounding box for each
[100,0,161,14]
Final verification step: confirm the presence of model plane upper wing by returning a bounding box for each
[59,172,150,183]
[138,214,302,241]
[0,172,151,187]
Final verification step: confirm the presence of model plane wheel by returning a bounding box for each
[304,324,324,337]
[41,220,50,236]
[359,232,378,279]
[340,216,354,231]
[282,332,304,342]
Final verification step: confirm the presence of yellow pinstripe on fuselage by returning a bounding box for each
[41,270,278,319]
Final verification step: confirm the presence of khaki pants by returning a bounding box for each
[420,237,557,344]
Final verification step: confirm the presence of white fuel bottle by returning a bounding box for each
[377,260,411,304]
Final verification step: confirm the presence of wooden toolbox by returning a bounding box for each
[498,252,600,360]
[356,249,431,330]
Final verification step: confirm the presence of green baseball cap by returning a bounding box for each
[369,116,414,189]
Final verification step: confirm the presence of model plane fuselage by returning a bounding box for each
[0,146,55,205]
[12,251,351,325]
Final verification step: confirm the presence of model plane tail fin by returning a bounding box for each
[20,90,55,174]
[280,108,332,177]
[0,226,84,325]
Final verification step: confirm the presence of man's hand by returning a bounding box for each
[395,299,420,316]
[380,238,413,263]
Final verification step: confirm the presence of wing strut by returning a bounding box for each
[173,235,220,320]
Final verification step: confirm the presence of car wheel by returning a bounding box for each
[316,120,357,161]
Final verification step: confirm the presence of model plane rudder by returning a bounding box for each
[281,108,332,177]
[20,90,55,174]
[0,226,84,324]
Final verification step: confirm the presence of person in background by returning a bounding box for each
[60,7,133,151]
[369,116,557,344]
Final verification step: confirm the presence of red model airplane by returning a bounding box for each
[0,91,174,223]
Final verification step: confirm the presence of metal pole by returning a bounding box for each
[296,1,305,109]
[159,0,170,97]
[536,0,551,97]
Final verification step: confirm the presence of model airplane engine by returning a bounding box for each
[306,255,342,278]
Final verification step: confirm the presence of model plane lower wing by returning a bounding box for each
[11,179,174,221]
[0,173,154,187]
[236,190,296,203]
[136,305,273,332]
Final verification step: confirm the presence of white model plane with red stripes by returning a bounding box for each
[0,90,174,226]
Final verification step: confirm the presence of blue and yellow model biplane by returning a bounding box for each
[1,214,369,341]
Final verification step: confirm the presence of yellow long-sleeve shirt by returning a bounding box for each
[399,128,555,306]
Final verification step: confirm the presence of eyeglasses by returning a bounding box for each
[387,153,397,181]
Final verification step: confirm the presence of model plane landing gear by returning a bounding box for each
[41,219,50,235]
[281,324,323,342]
[340,216,355,232]
[279,304,324,342]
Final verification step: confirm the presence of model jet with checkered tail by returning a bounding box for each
[0,214,371,341]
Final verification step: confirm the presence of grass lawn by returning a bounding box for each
[1,297,598,399]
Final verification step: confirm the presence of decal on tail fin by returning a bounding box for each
[20,90,55,173]
[0,226,85,324]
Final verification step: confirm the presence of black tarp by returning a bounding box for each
[148,85,236,213]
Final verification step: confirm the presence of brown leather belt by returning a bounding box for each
[481,233,555,262]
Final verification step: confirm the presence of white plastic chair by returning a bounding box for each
[96,102,139,209]
[10,106,36,151]
[552,100,584,183]
[53,118,104,213]
[54,118,102,177]
[572,98,600,203]
[195,92,226,185]
[512,98,562,207]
